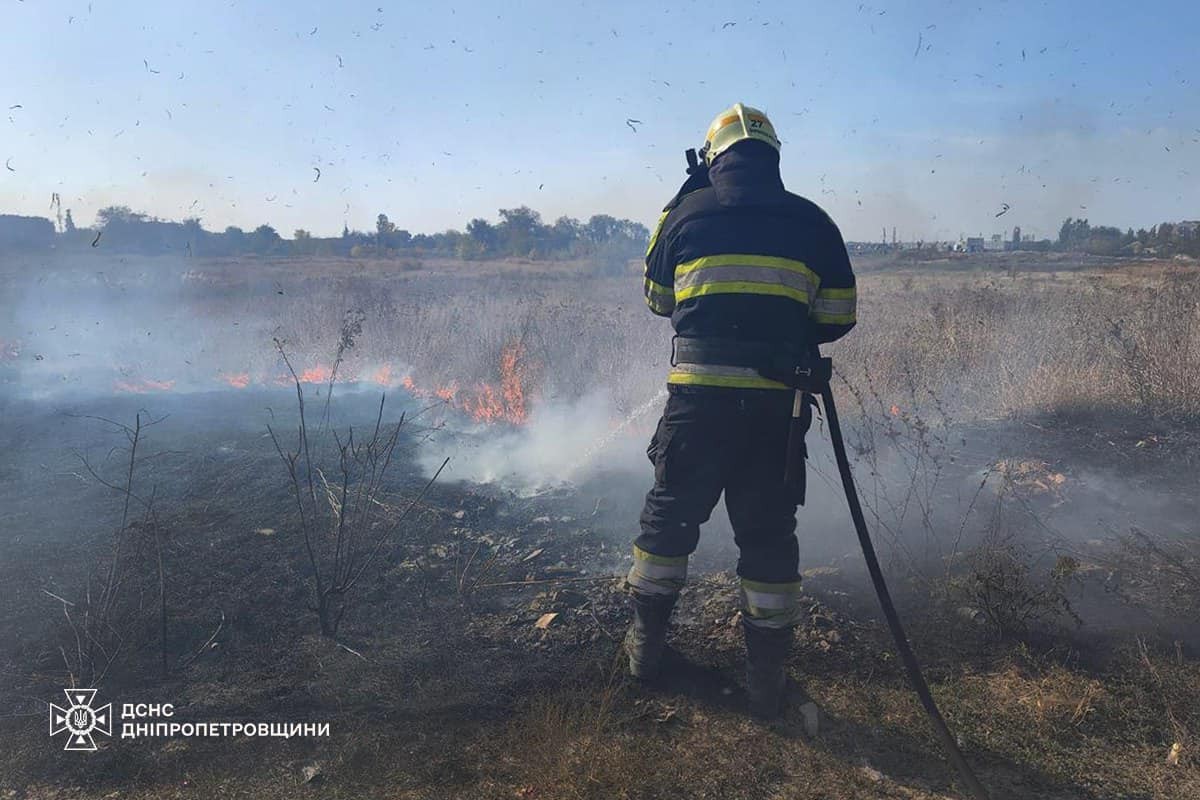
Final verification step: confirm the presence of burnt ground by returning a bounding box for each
[0,387,1198,800]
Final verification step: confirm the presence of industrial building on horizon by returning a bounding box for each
[846,224,1052,255]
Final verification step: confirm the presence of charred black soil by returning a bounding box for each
[0,383,1197,800]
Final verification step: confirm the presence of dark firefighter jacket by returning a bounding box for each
[643,140,857,390]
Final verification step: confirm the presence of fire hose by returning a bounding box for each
[673,334,989,798]
[813,382,992,800]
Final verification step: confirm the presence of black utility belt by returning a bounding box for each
[670,336,832,392]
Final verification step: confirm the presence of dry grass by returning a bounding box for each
[4,254,1200,800]
[939,642,1200,799]
[484,632,1200,800]
[494,684,940,800]
[832,268,1200,422]
[7,251,1198,424]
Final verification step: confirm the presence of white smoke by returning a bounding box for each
[422,388,661,494]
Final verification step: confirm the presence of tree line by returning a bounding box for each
[0,204,650,272]
[1057,217,1200,258]
[6,207,1197,262]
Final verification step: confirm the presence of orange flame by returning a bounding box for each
[390,342,531,425]
[114,378,176,393]
[463,383,504,422]
[195,342,533,425]
[371,364,393,386]
[434,343,530,424]
[499,343,527,423]
[298,364,332,383]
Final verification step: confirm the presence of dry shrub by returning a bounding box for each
[268,337,446,637]
[56,412,171,685]
[950,541,1081,639]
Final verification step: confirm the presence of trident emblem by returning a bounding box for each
[49,689,112,751]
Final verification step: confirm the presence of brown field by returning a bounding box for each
[0,251,1197,799]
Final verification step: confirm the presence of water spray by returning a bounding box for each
[571,387,668,477]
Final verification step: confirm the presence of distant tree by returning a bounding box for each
[177,217,203,255]
[549,216,581,254]
[1056,216,1144,256]
[440,228,464,257]
[93,206,162,251]
[250,223,282,254]
[583,214,620,245]
[497,206,542,257]
[13,199,652,261]
[291,229,314,255]
[1057,217,1093,250]
[464,218,497,257]
[96,205,147,228]
[376,214,399,251]
[617,219,650,242]
[1086,225,1124,255]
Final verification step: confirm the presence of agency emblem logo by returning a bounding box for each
[49,689,112,751]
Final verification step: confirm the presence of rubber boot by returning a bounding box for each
[743,620,794,719]
[624,590,678,680]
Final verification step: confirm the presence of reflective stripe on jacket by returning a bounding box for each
[643,141,857,389]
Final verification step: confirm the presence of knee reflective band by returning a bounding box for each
[740,578,803,629]
[627,545,688,595]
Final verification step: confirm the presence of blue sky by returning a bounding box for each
[2,1,1197,241]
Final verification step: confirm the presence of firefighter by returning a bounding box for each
[625,103,857,719]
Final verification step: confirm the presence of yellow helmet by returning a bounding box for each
[701,102,781,165]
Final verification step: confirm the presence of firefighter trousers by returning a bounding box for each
[628,385,803,628]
